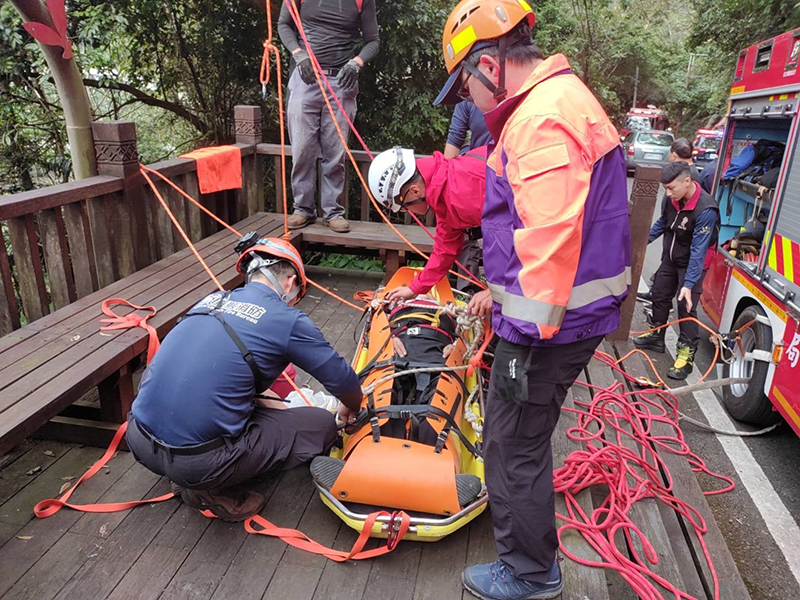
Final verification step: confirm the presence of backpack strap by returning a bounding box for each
[183,292,264,392]
[301,0,362,11]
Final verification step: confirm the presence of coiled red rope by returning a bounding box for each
[553,350,734,600]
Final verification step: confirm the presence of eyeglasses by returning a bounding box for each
[396,187,426,212]
[457,71,473,101]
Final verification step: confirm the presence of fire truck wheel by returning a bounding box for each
[722,306,781,426]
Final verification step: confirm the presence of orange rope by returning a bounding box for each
[140,168,224,291]
[141,165,242,237]
[308,279,365,312]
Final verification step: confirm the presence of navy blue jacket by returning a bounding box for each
[132,282,361,446]
[447,101,493,152]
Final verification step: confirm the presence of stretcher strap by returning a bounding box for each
[33,421,175,518]
[244,510,410,561]
[99,298,160,364]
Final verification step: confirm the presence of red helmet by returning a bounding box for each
[235,237,306,304]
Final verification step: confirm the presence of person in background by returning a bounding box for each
[278,0,380,234]
[634,162,719,380]
[368,146,487,302]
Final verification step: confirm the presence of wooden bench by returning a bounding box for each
[0,212,288,456]
[298,219,436,280]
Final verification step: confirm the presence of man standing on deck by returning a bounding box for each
[278,0,380,234]
[435,1,630,597]
[367,146,487,301]
[126,236,362,522]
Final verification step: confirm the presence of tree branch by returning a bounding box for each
[81,78,208,134]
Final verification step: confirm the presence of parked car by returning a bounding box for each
[693,129,723,170]
[623,130,675,174]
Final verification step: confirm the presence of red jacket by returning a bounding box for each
[408,147,487,294]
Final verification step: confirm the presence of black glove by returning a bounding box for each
[337,59,361,91]
[293,49,316,85]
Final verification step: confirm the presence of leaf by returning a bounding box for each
[59,481,72,494]
[42,450,55,457]
[46,0,68,38]
[60,476,76,481]
[16,536,33,541]
[26,466,42,476]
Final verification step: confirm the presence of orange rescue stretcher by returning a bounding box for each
[310,267,489,541]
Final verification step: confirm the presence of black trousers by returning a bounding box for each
[651,258,706,344]
[484,335,602,583]
[126,406,337,492]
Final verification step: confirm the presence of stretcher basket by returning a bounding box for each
[310,267,488,542]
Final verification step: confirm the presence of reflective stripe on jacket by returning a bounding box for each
[482,54,631,345]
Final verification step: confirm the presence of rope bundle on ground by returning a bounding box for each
[554,351,735,600]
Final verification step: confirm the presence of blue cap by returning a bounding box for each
[433,64,464,106]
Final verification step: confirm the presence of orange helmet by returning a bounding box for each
[235,234,306,305]
[434,0,536,105]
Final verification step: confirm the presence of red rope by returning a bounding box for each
[553,351,734,600]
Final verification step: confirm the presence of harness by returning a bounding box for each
[181,291,264,391]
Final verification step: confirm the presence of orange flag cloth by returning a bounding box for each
[181,145,242,194]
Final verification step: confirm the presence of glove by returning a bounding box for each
[337,59,361,91]
[293,49,316,85]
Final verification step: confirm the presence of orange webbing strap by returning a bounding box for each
[34,421,175,518]
[100,298,160,364]
[244,510,410,561]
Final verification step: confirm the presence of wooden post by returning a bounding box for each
[234,105,264,218]
[608,165,661,341]
[98,362,135,424]
[92,120,152,271]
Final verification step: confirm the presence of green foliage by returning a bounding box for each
[6,0,800,192]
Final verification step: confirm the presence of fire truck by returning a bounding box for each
[701,29,800,435]
[621,106,669,137]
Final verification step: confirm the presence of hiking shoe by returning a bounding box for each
[462,560,562,600]
[633,328,666,353]
[668,343,696,380]
[180,487,266,522]
[287,213,315,230]
[325,217,350,233]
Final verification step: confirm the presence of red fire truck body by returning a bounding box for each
[701,29,800,434]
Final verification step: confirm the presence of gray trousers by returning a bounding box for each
[126,407,337,492]
[484,335,602,582]
[286,68,358,221]
[454,237,482,291]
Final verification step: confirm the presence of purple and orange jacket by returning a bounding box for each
[482,54,631,345]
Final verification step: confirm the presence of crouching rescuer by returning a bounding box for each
[126,235,362,522]
[634,161,719,380]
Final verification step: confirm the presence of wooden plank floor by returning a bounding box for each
[0,271,748,600]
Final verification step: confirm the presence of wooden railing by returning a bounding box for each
[0,104,437,335]
[0,106,265,335]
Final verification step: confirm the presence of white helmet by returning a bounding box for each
[367,147,417,212]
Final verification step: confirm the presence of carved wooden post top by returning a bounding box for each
[92,121,140,177]
[235,105,262,145]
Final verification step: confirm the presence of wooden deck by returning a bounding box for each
[0,270,750,600]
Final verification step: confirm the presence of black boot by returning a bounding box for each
[633,326,666,353]
[668,339,697,380]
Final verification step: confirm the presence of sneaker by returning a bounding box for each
[287,213,315,230]
[169,481,184,498]
[667,343,696,380]
[324,217,350,233]
[180,487,266,522]
[462,560,562,600]
[637,290,653,302]
[633,328,666,353]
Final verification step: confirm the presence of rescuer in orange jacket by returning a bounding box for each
[434,1,631,598]
[367,146,488,302]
